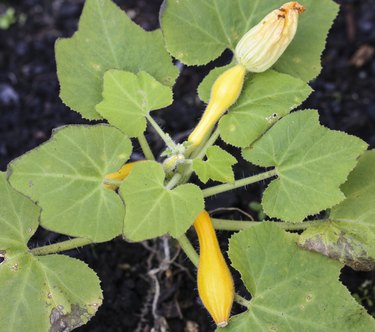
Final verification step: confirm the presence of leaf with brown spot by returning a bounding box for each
[299,150,375,271]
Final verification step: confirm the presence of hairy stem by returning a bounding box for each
[212,218,330,231]
[234,293,251,308]
[138,134,155,161]
[30,238,94,256]
[146,114,177,149]
[181,127,221,184]
[177,234,199,266]
[191,126,221,160]
[166,173,182,190]
[202,169,278,198]
[103,178,123,186]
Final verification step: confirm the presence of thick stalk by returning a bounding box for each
[30,238,94,256]
[146,114,177,149]
[166,173,182,190]
[191,127,221,160]
[138,134,155,161]
[202,169,278,198]
[177,234,199,266]
[234,294,251,308]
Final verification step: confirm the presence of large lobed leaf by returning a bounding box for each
[8,125,132,242]
[96,70,173,137]
[222,223,375,331]
[0,171,102,331]
[56,0,178,120]
[299,150,375,271]
[243,110,368,222]
[120,161,204,241]
[161,0,339,81]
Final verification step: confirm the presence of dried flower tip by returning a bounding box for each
[234,1,305,73]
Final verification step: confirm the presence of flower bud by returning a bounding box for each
[235,2,305,73]
[194,211,234,327]
[162,154,185,173]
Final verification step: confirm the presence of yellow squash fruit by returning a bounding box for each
[188,64,246,148]
[103,160,144,190]
[235,1,305,73]
[194,210,234,327]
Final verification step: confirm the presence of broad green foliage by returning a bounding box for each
[96,70,173,137]
[222,223,375,331]
[243,110,368,222]
[193,146,237,183]
[120,161,204,241]
[0,173,102,332]
[299,150,375,271]
[56,0,178,120]
[0,173,39,251]
[8,125,132,242]
[161,0,339,81]
[0,254,102,332]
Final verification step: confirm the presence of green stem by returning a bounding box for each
[191,126,221,160]
[202,169,278,198]
[177,234,199,267]
[166,173,182,190]
[146,114,177,149]
[212,218,330,232]
[138,134,155,161]
[181,127,221,184]
[103,178,123,186]
[234,294,251,308]
[30,238,94,256]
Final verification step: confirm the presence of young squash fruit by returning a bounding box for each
[194,210,234,327]
[188,64,246,148]
[104,160,144,190]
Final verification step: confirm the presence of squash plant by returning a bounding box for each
[1,0,375,330]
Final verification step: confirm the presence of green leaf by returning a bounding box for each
[0,173,40,251]
[299,150,375,271]
[219,70,312,148]
[223,223,375,331]
[120,161,204,241]
[243,110,368,222]
[0,253,102,331]
[96,70,173,137]
[56,0,178,120]
[161,0,339,81]
[193,146,237,183]
[8,125,132,242]
[0,171,102,331]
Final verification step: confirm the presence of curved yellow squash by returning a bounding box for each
[194,211,234,327]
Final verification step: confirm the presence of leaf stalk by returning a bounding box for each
[202,169,278,198]
[30,237,94,256]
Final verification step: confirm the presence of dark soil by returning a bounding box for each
[0,0,374,331]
